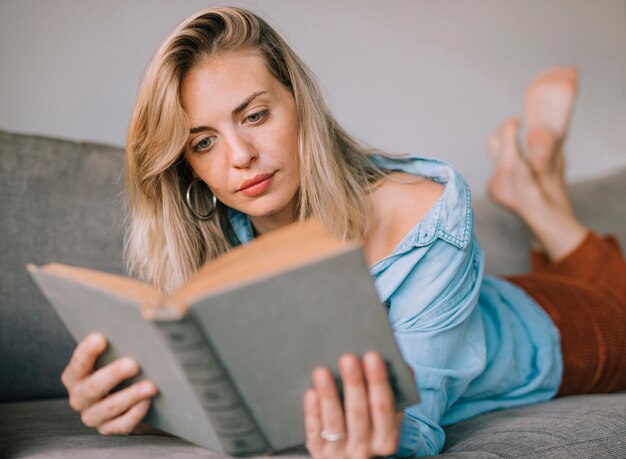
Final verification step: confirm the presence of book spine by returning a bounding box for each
[154,315,272,456]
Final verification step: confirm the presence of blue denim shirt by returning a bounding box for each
[226,155,563,457]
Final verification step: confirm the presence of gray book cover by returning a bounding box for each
[28,245,420,455]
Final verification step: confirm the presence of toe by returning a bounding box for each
[487,129,501,162]
[544,67,568,82]
[501,117,522,156]
[564,67,579,79]
[533,67,559,85]
[488,117,519,163]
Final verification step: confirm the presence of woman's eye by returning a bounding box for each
[245,110,268,124]
[194,137,214,152]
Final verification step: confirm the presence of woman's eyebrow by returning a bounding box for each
[189,90,269,134]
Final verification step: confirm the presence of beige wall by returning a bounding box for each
[1,0,625,194]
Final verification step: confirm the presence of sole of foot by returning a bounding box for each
[525,67,578,176]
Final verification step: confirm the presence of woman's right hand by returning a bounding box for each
[61,332,158,435]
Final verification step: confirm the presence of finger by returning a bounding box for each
[71,357,140,412]
[62,333,107,389]
[363,352,400,456]
[312,367,346,452]
[303,388,324,456]
[80,380,158,428]
[339,354,370,449]
[97,399,152,436]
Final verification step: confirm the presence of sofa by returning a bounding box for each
[1,128,625,458]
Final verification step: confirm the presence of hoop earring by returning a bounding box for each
[184,179,217,220]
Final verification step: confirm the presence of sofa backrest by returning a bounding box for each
[1,128,625,401]
[0,130,126,401]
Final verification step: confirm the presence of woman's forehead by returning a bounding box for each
[180,53,278,112]
[185,51,271,89]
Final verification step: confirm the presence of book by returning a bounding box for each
[27,218,420,456]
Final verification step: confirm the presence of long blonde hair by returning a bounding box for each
[126,6,392,293]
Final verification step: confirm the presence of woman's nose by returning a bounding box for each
[226,132,258,168]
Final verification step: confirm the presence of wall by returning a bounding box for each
[1,0,625,194]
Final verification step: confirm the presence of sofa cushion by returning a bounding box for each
[2,394,625,458]
[0,399,307,459]
[0,130,126,401]
[441,391,626,458]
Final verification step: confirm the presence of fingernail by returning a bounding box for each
[312,367,330,386]
[88,333,105,347]
[364,352,381,370]
[121,358,138,372]
[304,388,317,404]
[312,367,324,380]
[340,354,357,373]
[140,381,156,396]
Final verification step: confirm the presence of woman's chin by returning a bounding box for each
[230,201,276,216]
[234,191,298,219]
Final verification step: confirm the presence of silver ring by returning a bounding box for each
[320,430,345,442]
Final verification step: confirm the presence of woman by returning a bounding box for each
[60,7,626,458]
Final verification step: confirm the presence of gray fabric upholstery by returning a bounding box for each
[1,128,625,457]
[0,399,307,459]
[441,392,626,458]
[2,395,625,458]
[0,129,126,401]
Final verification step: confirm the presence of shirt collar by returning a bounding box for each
[226,206,255,246]
[369,154,473,250]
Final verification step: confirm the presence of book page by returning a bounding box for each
[29,263,162,309]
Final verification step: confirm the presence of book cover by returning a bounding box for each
[28,218,420,455]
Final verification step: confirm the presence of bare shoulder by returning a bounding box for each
[363,172,445,266]
[372,171,445,214]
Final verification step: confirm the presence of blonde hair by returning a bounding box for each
[126,6,393,293]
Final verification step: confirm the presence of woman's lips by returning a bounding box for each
[239,172,275,197]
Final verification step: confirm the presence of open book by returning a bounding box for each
[28,218,419,456]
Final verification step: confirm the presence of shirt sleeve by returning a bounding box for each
[388,235,486,457]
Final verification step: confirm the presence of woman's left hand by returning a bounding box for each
[303,351,404,459]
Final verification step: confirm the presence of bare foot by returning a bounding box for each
[487,117,587,262]
[525,67,578,176]
[487,117,545,214]
[524,67,579,222]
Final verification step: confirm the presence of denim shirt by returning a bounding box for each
[226,155,563,457]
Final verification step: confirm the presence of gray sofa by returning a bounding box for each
[1,128,625,458]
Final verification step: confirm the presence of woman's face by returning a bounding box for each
[180,50,300,234]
